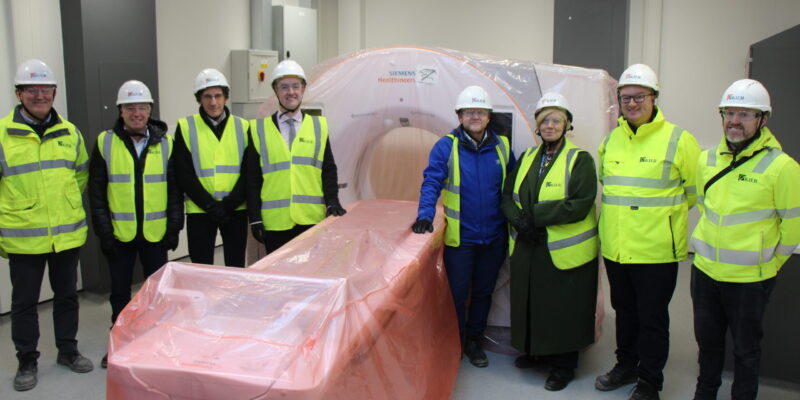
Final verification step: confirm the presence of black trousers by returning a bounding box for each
[186,210,247,267]
[106,240,167,324]
[547,351,579,370]
[691,265,774,400]
[262,224,313,254]
[605,258,678,390]
[9,247,81,359]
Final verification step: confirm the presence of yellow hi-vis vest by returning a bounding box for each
[177,114,248,213]
[0,109,88,255]
[251,115,328,230]
[691,127,800,283]
[443,133,510,247]
[598,110,700,263]
[98,130,172,242]
[509,139,598,269]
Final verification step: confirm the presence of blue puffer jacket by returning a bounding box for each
[416,126,515,245]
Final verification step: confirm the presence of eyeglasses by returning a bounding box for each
[720,109,762,121]
[201,93,225,101]
[619,93,653,104]
[541,116,565,125]
[122,104,151,113]
[461,109,489,118]
[21,86,55,95]
[276,83,304,92]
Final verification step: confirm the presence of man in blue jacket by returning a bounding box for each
[412,85,514,367]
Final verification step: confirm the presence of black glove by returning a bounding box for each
[326,204,347,217]
[411,219,434,234]
[164,232,180,251]
[250,222,266,244]
[100,235,116,257]
[206,201,231,225]
[512,214,536,243]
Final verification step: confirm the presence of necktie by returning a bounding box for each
[286,118,296,150]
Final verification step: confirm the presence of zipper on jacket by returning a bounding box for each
[668,215,677,259]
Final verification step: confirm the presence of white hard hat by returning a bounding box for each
[618,63,659,93]
[535,92,573,121]
[455,85,492,111]
[194,68,229,94]
[116,80,153,105]
[15,59,57,86]
[718,78,771,115]
[272,60,307,85]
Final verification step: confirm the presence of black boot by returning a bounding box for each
[14,353,38,392]
[595,364,637,391]
[629,379,660,400]
[463,336,488,368]
[545,368,575,391]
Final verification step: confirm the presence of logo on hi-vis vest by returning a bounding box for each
[545,181,563,188]
[298,137,314,144]
[57,140,71,148]
[639,156,657,163]
[738,174,758,183]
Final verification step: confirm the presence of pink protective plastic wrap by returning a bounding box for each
[107,200,458,400]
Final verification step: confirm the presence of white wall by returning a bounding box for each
[155,0,251,130]
[1,0,67,119]
[629,0,800,149]
[329,0,554,63]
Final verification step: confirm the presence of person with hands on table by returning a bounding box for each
[246,60,346,254]
[88,80,183,368]
[412,85,514,368]
[501,92,598,391]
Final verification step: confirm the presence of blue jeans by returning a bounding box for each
[443,236,506,338]
[691,265,775,400]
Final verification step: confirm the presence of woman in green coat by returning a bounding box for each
[501,92,598,391]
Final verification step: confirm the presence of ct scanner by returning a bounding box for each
[255,46,619,334]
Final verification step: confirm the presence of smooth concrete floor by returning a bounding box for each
[1,257,799,399]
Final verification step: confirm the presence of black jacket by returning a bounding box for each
[245,111,341,224]
[172,105,247,212]
[89,117,184,242]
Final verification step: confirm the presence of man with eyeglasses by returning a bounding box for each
[411,85,514,368]
[0,59,93,391]
[595,64,701,400]
[173,69,249,267]
[246,59,346,254]
[690,79,799,400]
[88,80,183,369]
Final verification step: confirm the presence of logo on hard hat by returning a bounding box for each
[725,94,745,101]
[29,72,47,78]
[128,91,142,97]
[471,97,486,103]
[542,99,557,104]
[624,73,641,80]
[205,78,218,83]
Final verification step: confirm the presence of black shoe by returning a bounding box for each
[545,368,575,391]
[463,337,489,368]
[101,353,108,369]
[56,351,94,373]
[514,354,545,369]
[629,379,660,400]
[595,364,637,391]
[13,357,38,392]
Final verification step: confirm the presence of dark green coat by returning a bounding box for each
[501,142,599,356]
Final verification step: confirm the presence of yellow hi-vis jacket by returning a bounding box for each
[0,108,88,255]
[251,115,328,231]
[98,130,172,242]
[598,108,701,263]
[510,139,598,269]
[691,127,800,282]
[177,114,248,213]
[443,133,510,247]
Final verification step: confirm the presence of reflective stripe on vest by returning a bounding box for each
[0,110,88,254]
[180,114,247,213]
[254,115,327,230]
[100,130,171,242]
[442,133,510,247]
[509,140,597,269]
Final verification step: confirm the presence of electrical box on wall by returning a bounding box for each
[273,5,318,68]
[230,49,279,103]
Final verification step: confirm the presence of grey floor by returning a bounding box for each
[1,256,799,399]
